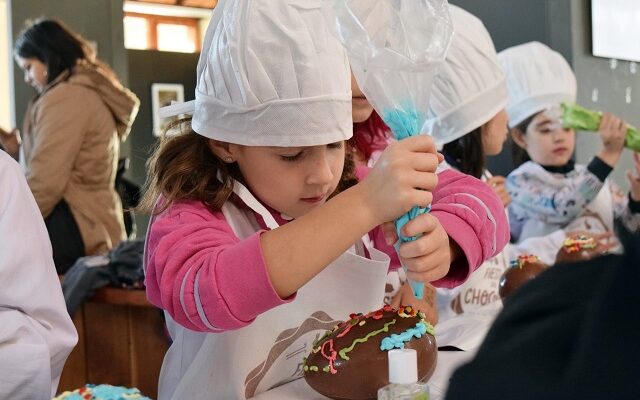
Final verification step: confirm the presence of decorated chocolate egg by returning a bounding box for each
[303,305,437,400]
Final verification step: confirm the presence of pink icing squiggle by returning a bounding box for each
[320,339,338,374]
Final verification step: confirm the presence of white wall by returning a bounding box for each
[0,0,14,130]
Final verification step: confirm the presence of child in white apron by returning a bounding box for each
[142,1,510,398]
[499,42,640,259]
[419,5,512,343]
[349,6,513,327]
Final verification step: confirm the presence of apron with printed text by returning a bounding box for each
[434,169,511,347]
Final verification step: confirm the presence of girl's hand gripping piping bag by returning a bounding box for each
[324,0,454,298]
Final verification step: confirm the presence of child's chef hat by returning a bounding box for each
[163,0,352,146]
[498,41,577,128]
[423,5,508,146]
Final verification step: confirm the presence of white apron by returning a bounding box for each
[157,181,390,399]
[437,244,510,323]
[433,169,511,350]
[438,170,510,319]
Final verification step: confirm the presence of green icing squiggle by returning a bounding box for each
[338,319,396,360]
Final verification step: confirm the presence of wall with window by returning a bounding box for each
[124,13,202,52]
[122,1,211,53]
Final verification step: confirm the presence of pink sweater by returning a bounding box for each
[145,169,508,332]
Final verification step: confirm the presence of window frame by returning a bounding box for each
[124,12,201,52]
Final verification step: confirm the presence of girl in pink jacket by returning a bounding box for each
[142,2,507,399]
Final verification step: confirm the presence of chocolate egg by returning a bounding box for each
[303,305,437,400]
[499,254,548,301]
[555,234,601,263]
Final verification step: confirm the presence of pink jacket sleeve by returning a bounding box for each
[429,169,509,287]
[362,167,509,289]
[144,200,294,333]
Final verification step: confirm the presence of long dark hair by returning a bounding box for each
[14,18,104,83]
[511,115,535,167]
[442,127,485,179]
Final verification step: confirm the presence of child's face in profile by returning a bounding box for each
[522,109,576,166]
[230,142,346,218]
[481,109,509,156]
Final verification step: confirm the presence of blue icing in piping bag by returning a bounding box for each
[383,105,431,299]
[326,0,454,299]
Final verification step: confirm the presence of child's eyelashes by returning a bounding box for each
[278,142,343,162]
[280,151,303,162]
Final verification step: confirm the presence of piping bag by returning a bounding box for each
[325,0,454,298]
[561,102,640,152]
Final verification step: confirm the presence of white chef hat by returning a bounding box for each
[162,0,352,147]
[423,5,508,147]
[498,41,577,128]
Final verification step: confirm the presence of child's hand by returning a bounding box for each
[362,135,439,223]
[0,127,20,158]
[390,281,438,325]
[597,113,627,167]
[486,176,511,207]
[397,213,451,283]
[626,152,640,202]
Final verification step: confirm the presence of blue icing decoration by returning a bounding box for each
[380,322,428,351]
[54,384,151,400]
[383,103,430,300]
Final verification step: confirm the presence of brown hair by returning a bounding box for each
[510,114,536,167]
[140,121,358,215]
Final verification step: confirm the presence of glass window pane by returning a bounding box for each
[157,23,197,53]
[124,16,149,50]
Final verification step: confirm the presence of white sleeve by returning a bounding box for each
[609,180,640,233]
[515,229,567,266]
[0,152,77,399]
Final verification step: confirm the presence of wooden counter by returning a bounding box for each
[58,287,168,398]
